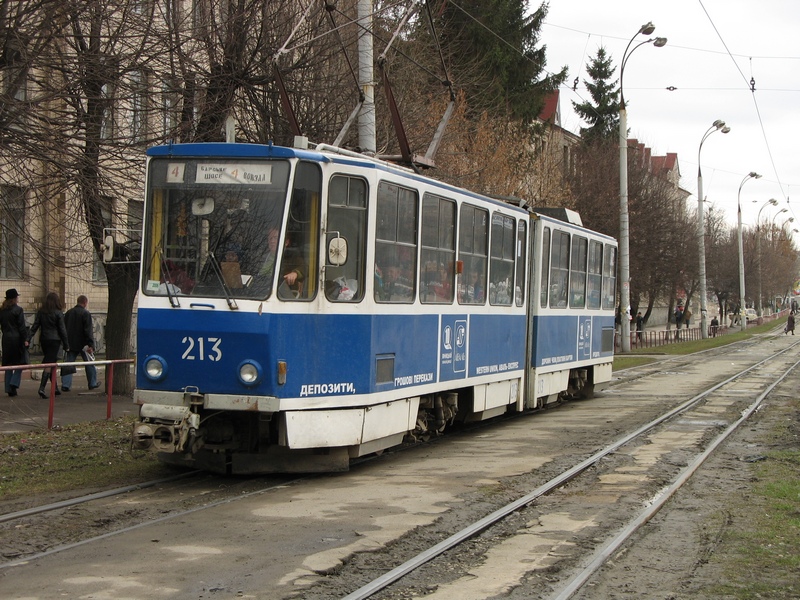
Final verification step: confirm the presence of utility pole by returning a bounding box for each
[358,0,376,154]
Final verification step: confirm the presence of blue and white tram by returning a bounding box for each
[132,141,617,474]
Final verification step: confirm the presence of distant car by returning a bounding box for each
[745,308,758,322]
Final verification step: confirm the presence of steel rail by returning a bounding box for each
[341,339,800,600]
[0,476,307,571]
[0,471,199,524]
[552,352,800,599]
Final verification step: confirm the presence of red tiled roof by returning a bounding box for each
[538,90,560,124]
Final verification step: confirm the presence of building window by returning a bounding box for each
[192,0,210,32]
[162,81,178,139]
[131,70,147,143]
[100,82,114,140]
[0,186,25,279]
[1,38,27,103]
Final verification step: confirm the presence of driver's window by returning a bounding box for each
[280,161,321,301]
[325,174,367,302]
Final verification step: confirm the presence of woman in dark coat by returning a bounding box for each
[0,288,29,396]
[28,291,69,398]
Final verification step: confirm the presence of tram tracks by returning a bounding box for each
[0,470,304,567]
[0,438,435,567]
[0,332,795,598]
[335,338,800,599]
[0,329,775,532]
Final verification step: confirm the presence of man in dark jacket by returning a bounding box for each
[61,295,99,391]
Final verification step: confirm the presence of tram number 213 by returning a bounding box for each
[181,336,223,361]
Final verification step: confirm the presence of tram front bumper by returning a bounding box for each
[132,389,280,453]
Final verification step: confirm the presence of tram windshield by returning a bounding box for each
[142,158,292,300]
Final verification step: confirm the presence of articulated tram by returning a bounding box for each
[131,141,617,474]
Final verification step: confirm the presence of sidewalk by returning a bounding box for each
[0,370,136,434]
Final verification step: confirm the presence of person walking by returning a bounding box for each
[674,304,684,340]
[635,311,644,343]
[0,289,29,396]
[786,311,795,335]
[28,292,69,399]
[61,294,99,391]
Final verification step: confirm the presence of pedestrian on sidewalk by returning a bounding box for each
[786,311,795,335]
[62,294,99,391]
[635,311,644,343]
[28,292,69,399]
[0,289,29,397]
[674,304,684,340]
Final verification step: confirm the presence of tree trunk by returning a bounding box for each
[103,263,139,395]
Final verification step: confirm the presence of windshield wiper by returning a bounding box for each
[155,247,180,308]
[207,252,239,310]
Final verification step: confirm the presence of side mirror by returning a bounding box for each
[101,235,115,263]
[327,234,348,266]
[101,228,141,264]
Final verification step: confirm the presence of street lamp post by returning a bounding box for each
[618,22,667,352]
[756,200,782,316]
[737,172,762,330]
[697,120,730,338]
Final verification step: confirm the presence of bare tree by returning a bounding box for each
[2,0,578,397]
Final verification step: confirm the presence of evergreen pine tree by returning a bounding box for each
[572,47,620,141]
[435,0,566,123]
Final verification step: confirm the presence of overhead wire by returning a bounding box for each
[698,0,791,218]
[276,1,797,218]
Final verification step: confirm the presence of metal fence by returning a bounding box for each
[0,358,134,429]
[615,310,788,352]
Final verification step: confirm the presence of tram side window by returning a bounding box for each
[457,204,488,305]
[374,181,418,303]
[540,227,550,308]
[569,235,588,308]
[489,213,515,306]
[515,220,527,306]
[278,161,322,301]
[420,194,456,304]
[587,239,603,309]
[549,230,570,308]
[602,243,617,310]
[325,174,367,302]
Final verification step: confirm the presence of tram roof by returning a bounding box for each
[145,142,612,240]
[147,142,530,213]
[146,141,325,162]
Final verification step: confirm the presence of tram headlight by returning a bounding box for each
[144,356,167,382]
[238,360,262,386]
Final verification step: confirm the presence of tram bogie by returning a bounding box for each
[131,141,617,474]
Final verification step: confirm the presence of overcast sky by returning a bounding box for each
[537,0,799,231]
